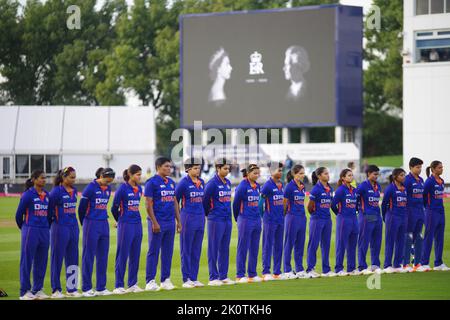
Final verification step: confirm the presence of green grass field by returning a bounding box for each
[363,155,403,168]
[1,196,450,300]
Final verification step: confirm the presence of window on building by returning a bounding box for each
[447,0,450,12]
[3,157,11,179]
[416,30,450,62]
[31,155,44,172]
[15,155,29,177]
[431,0,445,13]
[46,155,59,175]
[416,0,430,14]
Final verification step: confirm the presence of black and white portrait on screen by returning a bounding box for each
[283,45,310,101]
[208,47,233,106]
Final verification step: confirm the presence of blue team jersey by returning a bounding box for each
[423,175,445,211]
[80,180,112,220]
[144,174,176,223]
[203,174,232,221]
[15,187,51,228]
[232,178,261,221]
[112,182,143,224]
[284,180,306,216]
[404,173,425,209]
[356,180,382,216]
[261,178,284,225]
[49,185,78,226]
[175,175,205,215]
[309,182,333,220]
[331,184,357,217]
[381,182,408,217]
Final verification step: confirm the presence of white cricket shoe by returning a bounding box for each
[82,290,97,297]
[182,280,196,289]
[20,291,36,300]
[208,279,223,286]
[51,291,65,299]
[193,280,205,287]
[126,285,144,293]
[34,290,50,299]
[306,270,321,278]
[284,271,298,280]
[65,291,82,298]
[221,278,235,285]
[383,267,396,274]
[96,289,113,296]
[402,265,414,273]
[236,277,249,284]
[248,276,263,283]
[336,270,348,277]
[348,269,361,276]
[272,273,287,280]
[262,274,274,281]
[416,265,431,272]
[396,267,408,273]
[434,264,450,271]
[160,279,176,290]
[145,280,161,291]
[112,287,127,295]
[361,268,374,275]
[296,271,307,278]
[321,271,337,278]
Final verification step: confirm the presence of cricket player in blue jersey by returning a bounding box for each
[403,158,425,272]
[49,167,81,298]
[306,167,335,278]
[78,167,115,297]
[203,158,235,286]
[233,164,262,283]
[144,157,181,291]
[356,165,383,275]
[331,169,360,276]
[176,158,206,288]
[382,168,408,273]
[283,165,307,279]
[111,165,144,294]
[16,170,52,300]
[417,161,450,272]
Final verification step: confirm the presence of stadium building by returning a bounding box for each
[403,0,450,180]
[0,106,156,189]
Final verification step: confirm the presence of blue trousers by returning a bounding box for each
[262,221,284,275]
[358,213,382,270]
[403,207,424,266]
[384,212,407,268]
[306,218,331,273]
[283,214,306,273]
[50,223,79,293]
[146,220,175,283]
[180,212,205,282]
[421,209,445,266]
[335,215,358,272]
[236,217,262,278]
[115,221,142,288]
[82,219,109,292]
[207,218,232,281]
[19,225,49,296]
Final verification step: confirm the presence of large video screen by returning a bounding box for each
[180,5,363,128]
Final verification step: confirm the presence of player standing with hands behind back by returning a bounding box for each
[144,157,181,291]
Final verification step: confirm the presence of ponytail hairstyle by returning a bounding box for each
[287,164,305,183]
[338,168,353,187]
[123,164,142,182]
[25,170,45,191]
[426,160,442,177]
[54,167,75,186]
[389,168,406,184]
[242,164,259,178]
[95,167,104,179]
[311,167,327,186]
